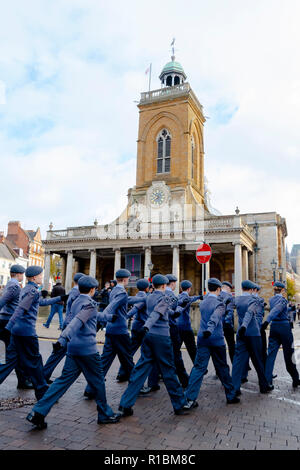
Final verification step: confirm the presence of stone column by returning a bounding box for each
[114,248,121,278]
[43,252,51,291]
[242,248,249,280]
[65,251,73,293]
[89,250,97,277]
[172,244,180,295]
[233,242,242,296]
[144,246,152,279]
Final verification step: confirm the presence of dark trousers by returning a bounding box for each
[232,336,269,392]
[178,328,197,363]
[120,333,186,411]
[223,324,236,363]
[185,344,236,401]
[43,344,67,381]
[117,329,144,378]
[85,333,134,395]
[0,319,28,384]
[33,353,114,421]
[170,325,189,388]
[0,335,48,400]
[265,323,299,384]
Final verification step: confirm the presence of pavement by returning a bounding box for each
[0,317,300,450]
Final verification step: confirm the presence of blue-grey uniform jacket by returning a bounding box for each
[101,284,141,335]
[267,294,289,324]
[235,293,260,336]
[177,291,201,331]
[165,287,179,327]
[218,290,235,326]
[63,286,80,328]
[0,279,21,320]
[6,281,62,336]
[59,295,113,356]
[144,290,172,337]
[197,293,226,347]
[126,291,148,332]
[254,295,265,327]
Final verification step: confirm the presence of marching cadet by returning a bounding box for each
[116,278,149,382]
[84,269,142,399]
[26,275,120,430]
[118,274,191,417]
[43,272,84,383]
[263,281,300,388]
[231,280,273,395]
[253,285,267,365]
[165,274,189,388]
[219,281,235,363]
[0,264,32,389]
[184,278,239,408]
[177,280,202,363]
[0,266,67,400]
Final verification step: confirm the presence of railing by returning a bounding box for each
[46,215,245,242]
[140,83,190,103]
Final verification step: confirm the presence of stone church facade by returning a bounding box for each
[43,55,287,300]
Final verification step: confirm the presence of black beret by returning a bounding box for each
[10,264,25,274]
[152,274,169,287]
[136,279,149,290]
[181,280,192,290]
[115,269,131,278]
[25,266,43,277]
[78,275,99,289]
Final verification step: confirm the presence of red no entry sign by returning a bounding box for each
[196,243,212,264]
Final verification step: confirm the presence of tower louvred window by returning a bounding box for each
[157,129,171,174]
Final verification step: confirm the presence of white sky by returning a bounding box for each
[0,0,299,250]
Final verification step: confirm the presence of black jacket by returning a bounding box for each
[51,283,65,304]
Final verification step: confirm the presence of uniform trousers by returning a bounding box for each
[178,328,197,363]
[0,320,29,384]
[43,344,67,381]
[231,336,269,392]
[223,324,236,363]
[185,344,236,401]
[265,323,299,384]
[170,325,189,388]
[85,333,134,396]
[0,335,48,400]
[117,329,144,379]
[120,333,186,411]
[33,353,114,421]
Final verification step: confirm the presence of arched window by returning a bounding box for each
[174,75,180,85]
[191,137,195,180]
[157,129,171,174]
[166,76,172,86]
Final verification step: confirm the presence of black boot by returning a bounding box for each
[84,391,95,400]
[292,379,300,388]
[26,412,47,430]
[17,379,34,390]
[97,413,120,424]
[118,405,133,417]
[260,385,274,394]
[227,397,240,404]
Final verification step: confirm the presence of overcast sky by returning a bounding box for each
[0,0,299,250]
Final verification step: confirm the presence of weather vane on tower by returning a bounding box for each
[171,38,176,60]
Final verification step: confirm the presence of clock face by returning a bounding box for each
[150,188,166,206]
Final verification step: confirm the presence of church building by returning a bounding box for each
[43,53,287,300]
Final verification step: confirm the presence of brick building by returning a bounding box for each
[6,221,44,268]
[42,54,287,301]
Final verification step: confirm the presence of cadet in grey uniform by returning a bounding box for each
[0,264,32,389]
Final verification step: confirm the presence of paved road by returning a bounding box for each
[0,321,300,450]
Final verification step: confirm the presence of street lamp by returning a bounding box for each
[270,258,277,282]
[148,262,154,281]
[278,266,283,282]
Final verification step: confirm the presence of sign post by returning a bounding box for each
[195,243,212,294]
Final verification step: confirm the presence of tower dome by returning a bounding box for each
[159,55,187,87]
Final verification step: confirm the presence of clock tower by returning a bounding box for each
[129,53,206,212]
